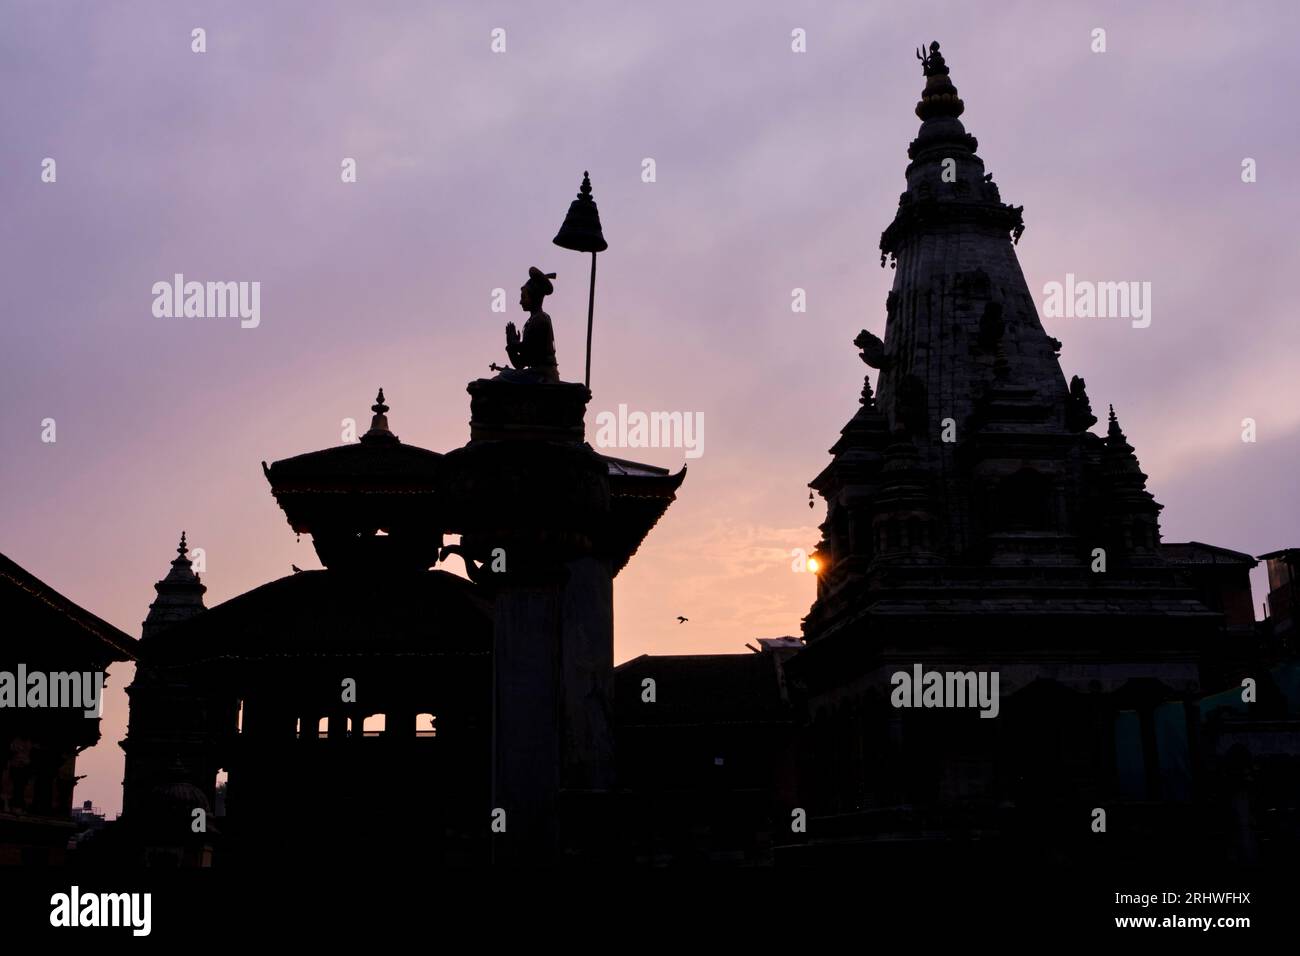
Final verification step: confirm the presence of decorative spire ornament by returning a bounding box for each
[1107,404,1125,443]
[552,171,608,389]
[143,530,207,637]
[361,388,399,444]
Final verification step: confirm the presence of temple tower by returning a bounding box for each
[789,44,1221,859]
[873,42,1071,559]
[121,534,216,864]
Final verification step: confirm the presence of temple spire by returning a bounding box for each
[860,371,875,407]
[163,530,195,582]
[881,41,1025,270]
[1107,404,1126,444]
[1100,405,1164,558]
[143,531,207,638]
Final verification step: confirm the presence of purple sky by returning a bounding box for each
[2,1,1297,815]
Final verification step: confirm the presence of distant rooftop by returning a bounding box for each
[1162,542,1258,567]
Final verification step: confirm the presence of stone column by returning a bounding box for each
[492,577,563,862]
[440,378,611,864]
[560,555,615,791]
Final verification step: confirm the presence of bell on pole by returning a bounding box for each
[552,171,607,253]
[553,171,607,389]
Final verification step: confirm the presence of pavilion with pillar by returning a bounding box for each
[120,359,682,865]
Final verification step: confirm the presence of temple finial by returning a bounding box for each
[1107,404,1126,442]
[916,41,949,77]
[164,528,195,578]
[860,372,875,407]
[361,387,399,444]
[914,40,964,121]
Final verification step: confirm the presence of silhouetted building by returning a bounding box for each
[614,642,797,863]
[105,44,1298,871]
[777,43,1297,868]
[0,553,135,865]
[120,385,683,866]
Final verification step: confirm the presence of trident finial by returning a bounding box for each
[917,41,947,77]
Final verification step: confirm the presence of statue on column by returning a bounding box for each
[492,266,560,384]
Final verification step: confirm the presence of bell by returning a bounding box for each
[552,171,608,253]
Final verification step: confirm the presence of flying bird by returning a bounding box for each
[676,616,688,624]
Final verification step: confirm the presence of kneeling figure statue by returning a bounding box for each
[492,266,560,384]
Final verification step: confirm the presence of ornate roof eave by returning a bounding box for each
[603,459,687,575]
[261,444,443,487]
[262,407,444,535]
[880,199,1025,266]
[603,456,687,498]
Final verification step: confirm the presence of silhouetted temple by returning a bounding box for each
[116,378,684,865]
[782,43,1298,867]
[76,43,1297,870]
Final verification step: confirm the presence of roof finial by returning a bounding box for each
[1107,404,1126,442]
[916,40,948,77]
[914,40,964,121]
[162,529,198,581]
[361,387,399,444]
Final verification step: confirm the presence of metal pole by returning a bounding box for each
[584,251,597,388]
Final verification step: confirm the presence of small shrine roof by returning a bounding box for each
[143,569,490,665]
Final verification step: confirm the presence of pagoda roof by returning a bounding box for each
[0,551,136,662]
[262,389,441,498]
[262,441,442,492]
[143,569,490,666]
[602,456,686,574]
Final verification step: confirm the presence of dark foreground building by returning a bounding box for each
[0,554,135,865]
[111,384,684,867]
[87,44,1297,869]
